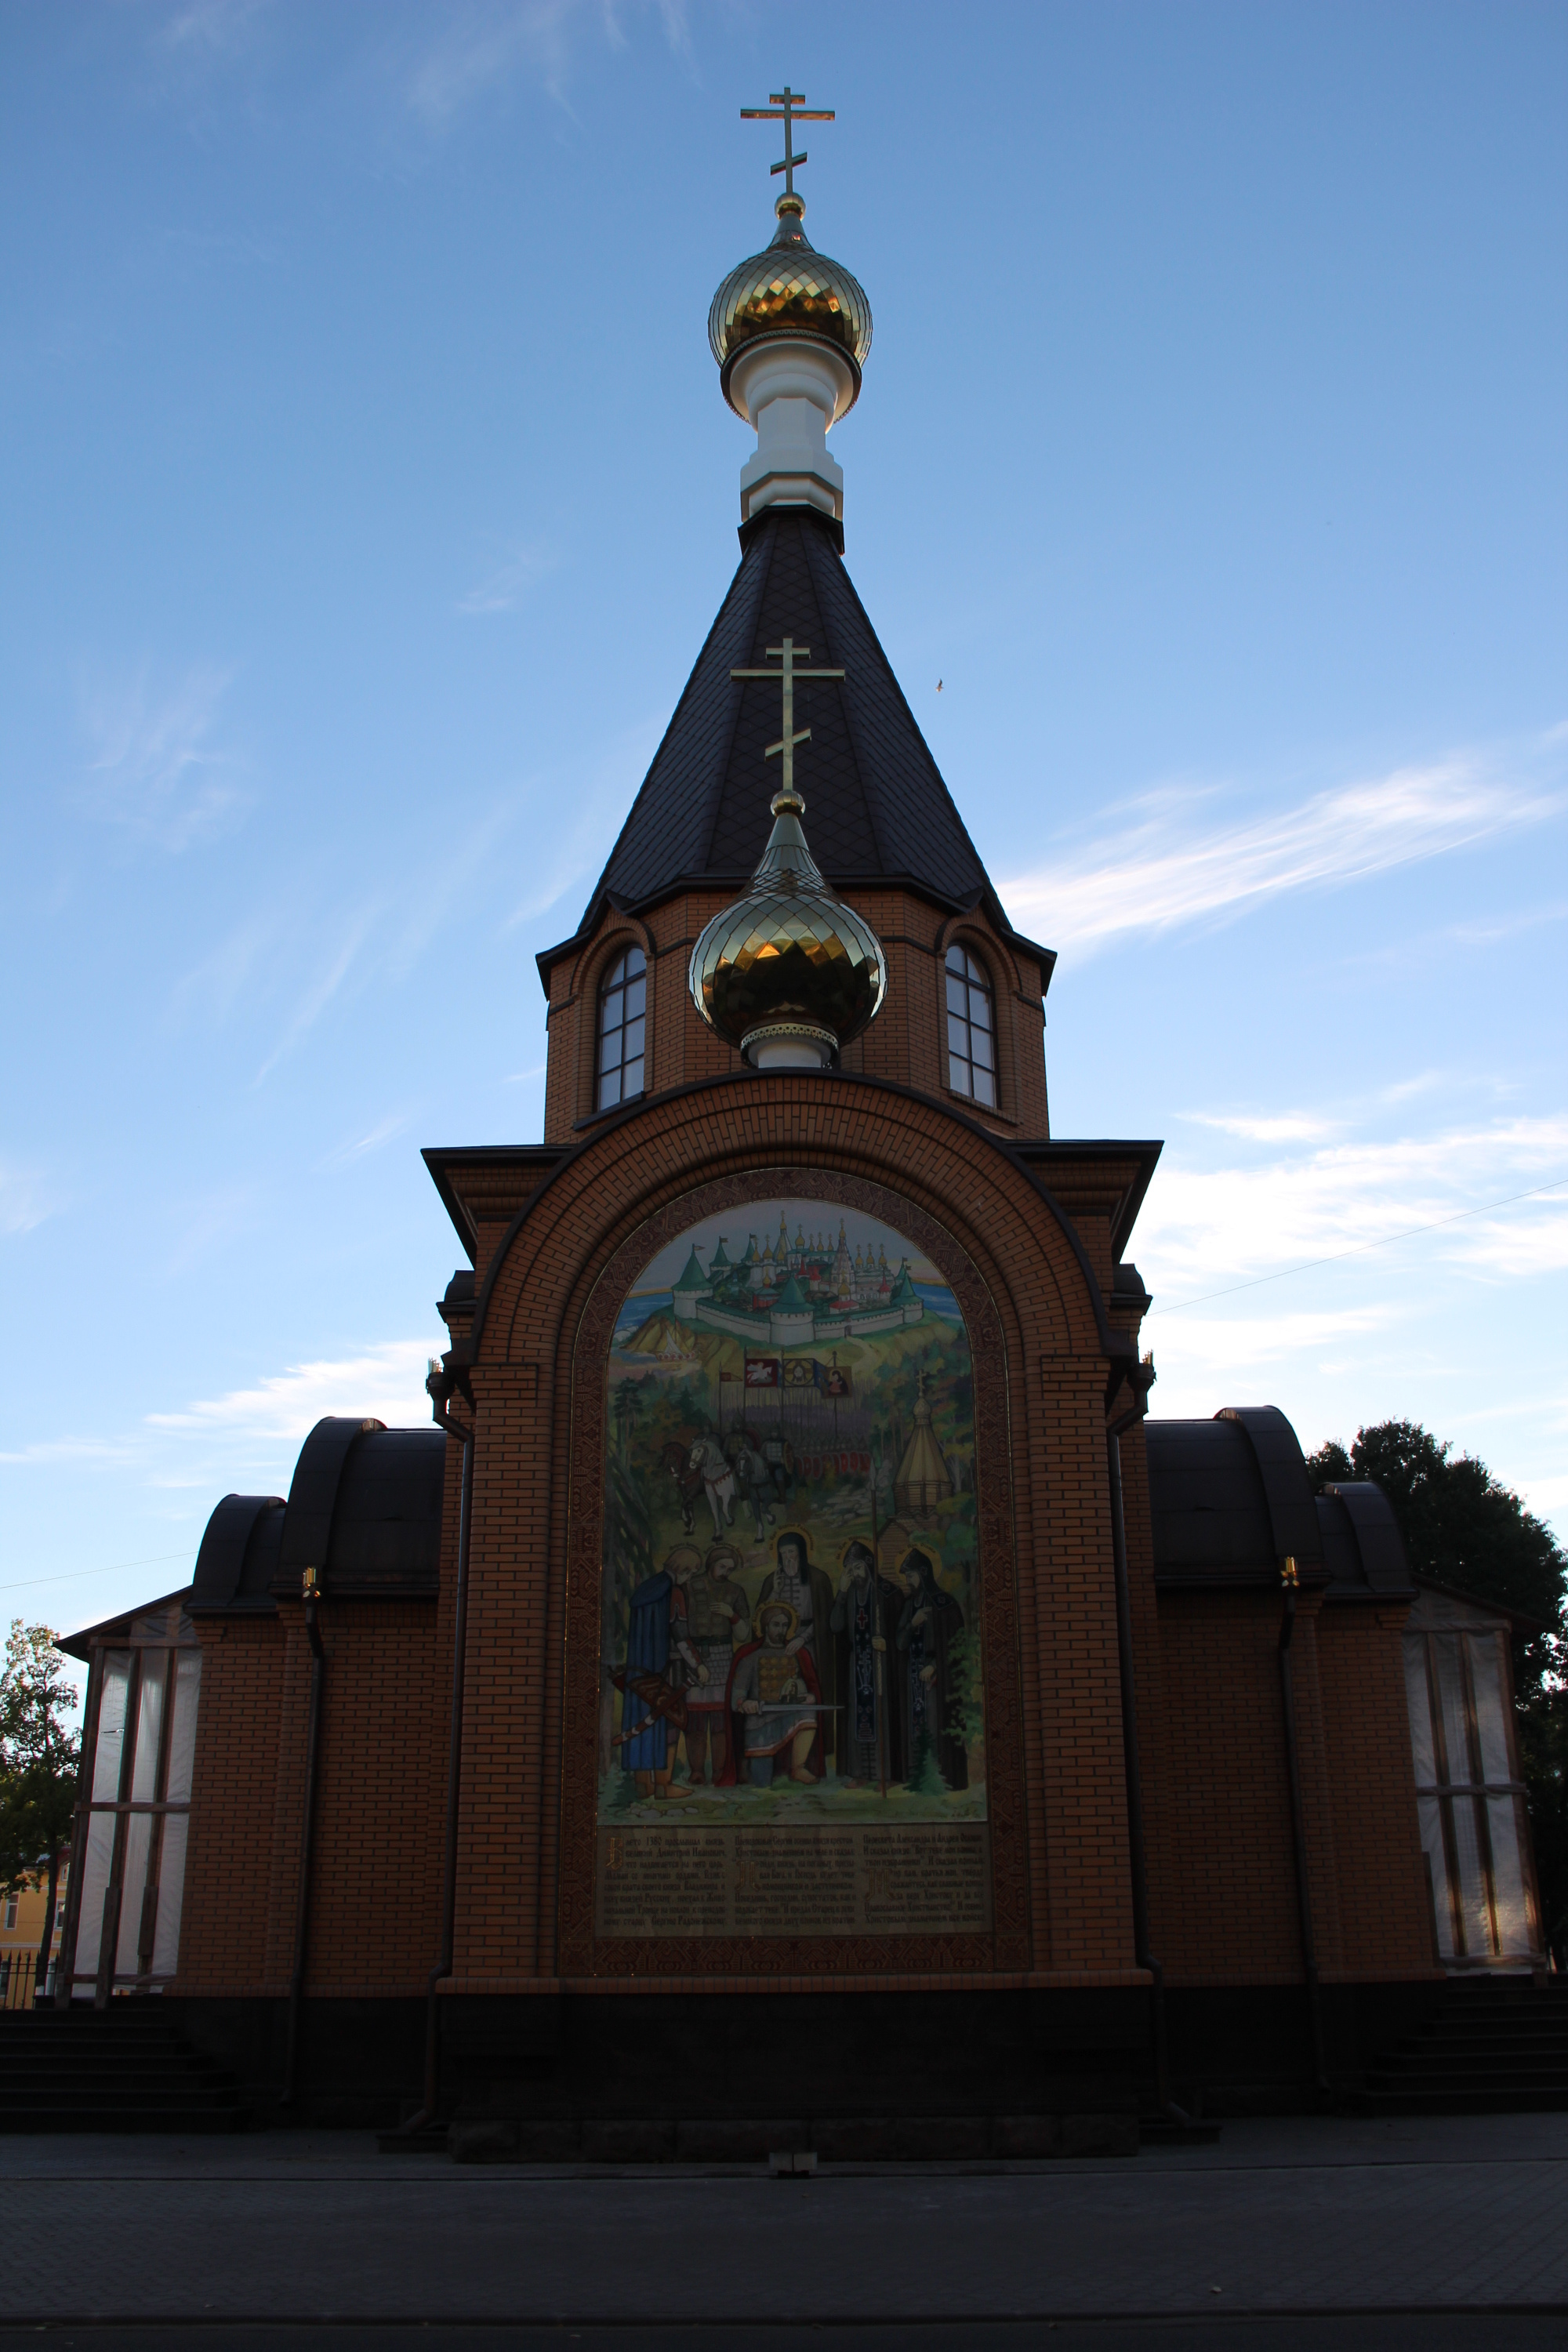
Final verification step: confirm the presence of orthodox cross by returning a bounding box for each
[740,87,834,202]
[731,637,844,800]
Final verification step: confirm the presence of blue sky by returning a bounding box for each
[2,0,1564,1658]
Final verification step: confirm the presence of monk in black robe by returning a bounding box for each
[895,1548,969,1791]
[830,1541,905,1787]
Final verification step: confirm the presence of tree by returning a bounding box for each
[1304,1421,1567,1959]
[0,1622,80,1995]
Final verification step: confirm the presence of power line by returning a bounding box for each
[0,1549,194,1600]
[1151,1174,1568,1317]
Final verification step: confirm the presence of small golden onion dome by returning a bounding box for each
[689,785,885,1069]
[708,197,873,420]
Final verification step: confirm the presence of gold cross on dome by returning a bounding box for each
[740,87,835,201]
[731,637,844,800]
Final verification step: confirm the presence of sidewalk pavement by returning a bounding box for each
[0,2113,1564,2339]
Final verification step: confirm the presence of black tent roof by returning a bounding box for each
[539,505,1054,984]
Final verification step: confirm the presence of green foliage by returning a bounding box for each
[1303,1418,1566,1701]
[1305,1419,1567,1957]
[0,1621,81,1986]
[906,1731,949,1798]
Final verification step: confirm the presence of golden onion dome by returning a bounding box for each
[689,784,885,1069]
[708,197,873,419]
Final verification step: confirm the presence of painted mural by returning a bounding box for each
[597,1198,985,1838]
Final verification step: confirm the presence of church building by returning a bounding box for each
[56,106,1546,2146]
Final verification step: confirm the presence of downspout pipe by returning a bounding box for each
[281,1570,325,2107]
[1106,1405,1194,2132]
[399,1359,475,2137]
[1278,1561,1330,2094]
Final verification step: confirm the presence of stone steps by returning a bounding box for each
[0,2010,250,2132]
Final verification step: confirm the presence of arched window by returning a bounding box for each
[945,943,996,1107]
[596,946,646,1111]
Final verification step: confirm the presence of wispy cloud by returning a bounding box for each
[1139,1113,1568,1306]
[407,0,582,122]
[404,0,691,126]
[78,662,249,851]
[321,1112,413,1168]
[504,717,665,930]
[158,0,270,53]
[458,540,557,615]
[149,1339,437,1443]
[0,1156,52,1236]
[255,906,379,1083]
[0,1435,139,1469]
[1145,1301,1401,1377]
[1002,739,1563,953]
[1182,1110,1339,1145]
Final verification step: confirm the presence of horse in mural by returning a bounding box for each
[687,1435,737,1539]
[659,1440,708,1537]
[724,1426,776,1537]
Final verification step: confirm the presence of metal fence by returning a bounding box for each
[0,1951,45,2010]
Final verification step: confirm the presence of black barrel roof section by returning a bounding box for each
[1145,1406,1327,1588]
[189,1494,286,1616]
[1316,1481,1416,1601]
[182,1417,446,1613]
[541,505,1054,982]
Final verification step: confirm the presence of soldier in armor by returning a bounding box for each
[681,1540,751,1785]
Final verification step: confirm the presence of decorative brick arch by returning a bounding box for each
[555,1163,1030,1980]
[452,1078,1134,1988]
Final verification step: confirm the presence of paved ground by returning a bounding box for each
[0,2114,1564,2347]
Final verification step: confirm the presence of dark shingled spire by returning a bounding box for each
[544,507,1049,975]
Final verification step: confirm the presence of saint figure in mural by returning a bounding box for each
[724,1602,823,1786]
[681,1541,751,1785]
[830,1540,906,1788]
[757,1527,837,1775]
[615,1545,701,1800]
[895,1547,970,1793]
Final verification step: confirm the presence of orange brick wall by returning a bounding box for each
[1315,1607,1435,1978]
[542,887,1049,1149]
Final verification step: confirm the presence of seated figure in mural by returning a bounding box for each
[681,1540,751,1785]
[724,1602,822,1786]
[895,1546,970,1793]
[830,1540,906,1787]
[615,1544,702,1801]
[724,1427,775,1538]
[756,1527,837,1776]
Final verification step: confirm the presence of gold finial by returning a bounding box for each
[740,85,835,212]
[731,637,844,804]
[1280,1555,1299,1588]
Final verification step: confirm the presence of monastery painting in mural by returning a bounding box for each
[596,1196,989,1939]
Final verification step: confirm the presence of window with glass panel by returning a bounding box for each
[945,944,996,1107]
[63,1601,201,2001]
[597,946,647,1111]
[1403,1622,1541,1965]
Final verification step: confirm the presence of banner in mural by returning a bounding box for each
[596,1196,989,1939]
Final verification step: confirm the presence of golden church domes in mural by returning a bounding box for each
[708,194,873,419]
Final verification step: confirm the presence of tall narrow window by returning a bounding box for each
[945,944,995,1107]
[597,946,646,1110]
